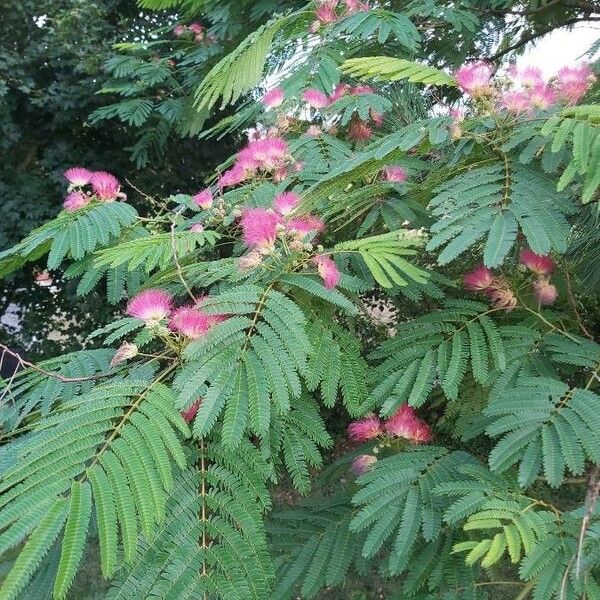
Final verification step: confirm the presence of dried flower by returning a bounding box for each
[312,254,341,289]
[181,399,202,423]
[347,415,381,442]
[486,286,517,311]
[238,250,263,271]
[347,118,372,142]
[110,342,138,367]
[126,289,173,323]
[519,249,555,276]
[463,265,493,292]
[533,278,558,306]
[351,454,377,476]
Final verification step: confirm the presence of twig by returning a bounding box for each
[170,220,197,302]
[565,269,594,340]
[576,467,600,578]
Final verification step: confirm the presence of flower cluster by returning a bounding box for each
[463,265,517,311]
[125,289,225,337]
[218,137,298,187]
[310,0,370,33]
[520,249,558,306]
[181,399,202,423]
[348,405,432,475]
[454,61,596,113]
[63,167,125,212]
[173,22,208,43]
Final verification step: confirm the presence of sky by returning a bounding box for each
[521,23,599,76]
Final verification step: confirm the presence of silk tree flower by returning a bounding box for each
[519,248,555,276]
[193,189,213,209]
[169,306,220,339]
[384,404,418,439]
[239,137,290,171]
[240,208,281,248]
[273,191,300,216]
[287,215,325,238]
[315,1,339,25]
[110,342,138,367]
[218,164,246,188]
[508,65,544,88]
[63,191,90,212]
[190,223,204,233]
[485,285,517,311]
[330,83,351,102]
[188,22,203,34]
[344,0,370,13]
[262,87,285,109]
[463,265,493,292]
[381,166,408,183]
[302,88,331,109]
[238,249,263,271]
[533,278,558,306]
[347,414,381,442]
[306,125,322,137]
[529,84,556,109]
[173,24,186,37]
[501,90,530,114]
[126,289,173,322]
[351,454,377,476]
[352,85,374,96]
[348,119,372,142]
[410,420,432,444]
[556,64,595,104]
[64,167,93,187]
[312,254,341,289]
[370,110,384,127]
[454,62,493,98]
[181,399,202,423]
[91,171,122,201]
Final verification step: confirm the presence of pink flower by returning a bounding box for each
[238,137,289,171]
[508,65,544,88]
[351,454,377,476]
[173,24,186,37]
[188,22,203,34]
[533,278,558,306]
[262,87,285,109]
[347,414,381,442]
[556,64,595,104]
[193,189,213,209]
[63,191,90,212]
[330,83,351,102]
[190,223,204,233]
[352,85,374,96]
[529,84,556,109]
[169,306,220,339]
[370,110,384,127]
[382,166,407,183]
[454,62,493,98]
[519,249,555,276]
[303,88,330,109]
[240,208,281,248]
[181,399,202,423]
[91,171,122,201]
[463,265,493,291]
[287,215,325,238]
[126,289,173,322]
[384,404,418,438]
[64,167,93,187]
[347,119,372,142]
[485,286,517,311]
[315,3,338,24]
[306,125,322,137]
[312,254,341,289]
[218,165,246,188]
[273,191,300,215]
[344,0,369,13]
[501,90,530,113]
[238,250,263,271]
[110,342,138,367]
[411,421,432,444]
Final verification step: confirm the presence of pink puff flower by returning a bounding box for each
[344,0,369,13]
[218,164,247,188]
[352,85,374,96]
[188,22,203,34]
[347,414,381,442]
[240,137,290,171]
[529,84,556,109]
[303,88,331,109]
[556,64,595,104]
[485,286,517,311]
[533,278,558,306]
[351,454,377,476]
[173,24,186,37]
[411,421,433,444]
[463,265,493,292]
[330,83,351,102]
[273,191,300,216]
[193,189,213,209]
[91,171,122,201]
[306,125,322,137]
[312,254,341,289]
[382,166,407,183]
[126,289,173,322]
[190,223,204,233]
[63,191,90,212]
[169,306,219,339]
[501,90,530,113]
[454,62,493,98]
[262,87,285,109]
[287,215,325,238]
[520,249,555,276]
[181,399,202,423]
[315,3,338,25]
[508,65,544,88]
[384,404,418,439]
[240,208,281,248]
[347,119,372,142]
[370,110,384,127]
[64,167,93,187]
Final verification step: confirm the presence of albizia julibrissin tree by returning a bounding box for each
[1,1,600,599]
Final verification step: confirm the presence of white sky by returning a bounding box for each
[521,23,599,76]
